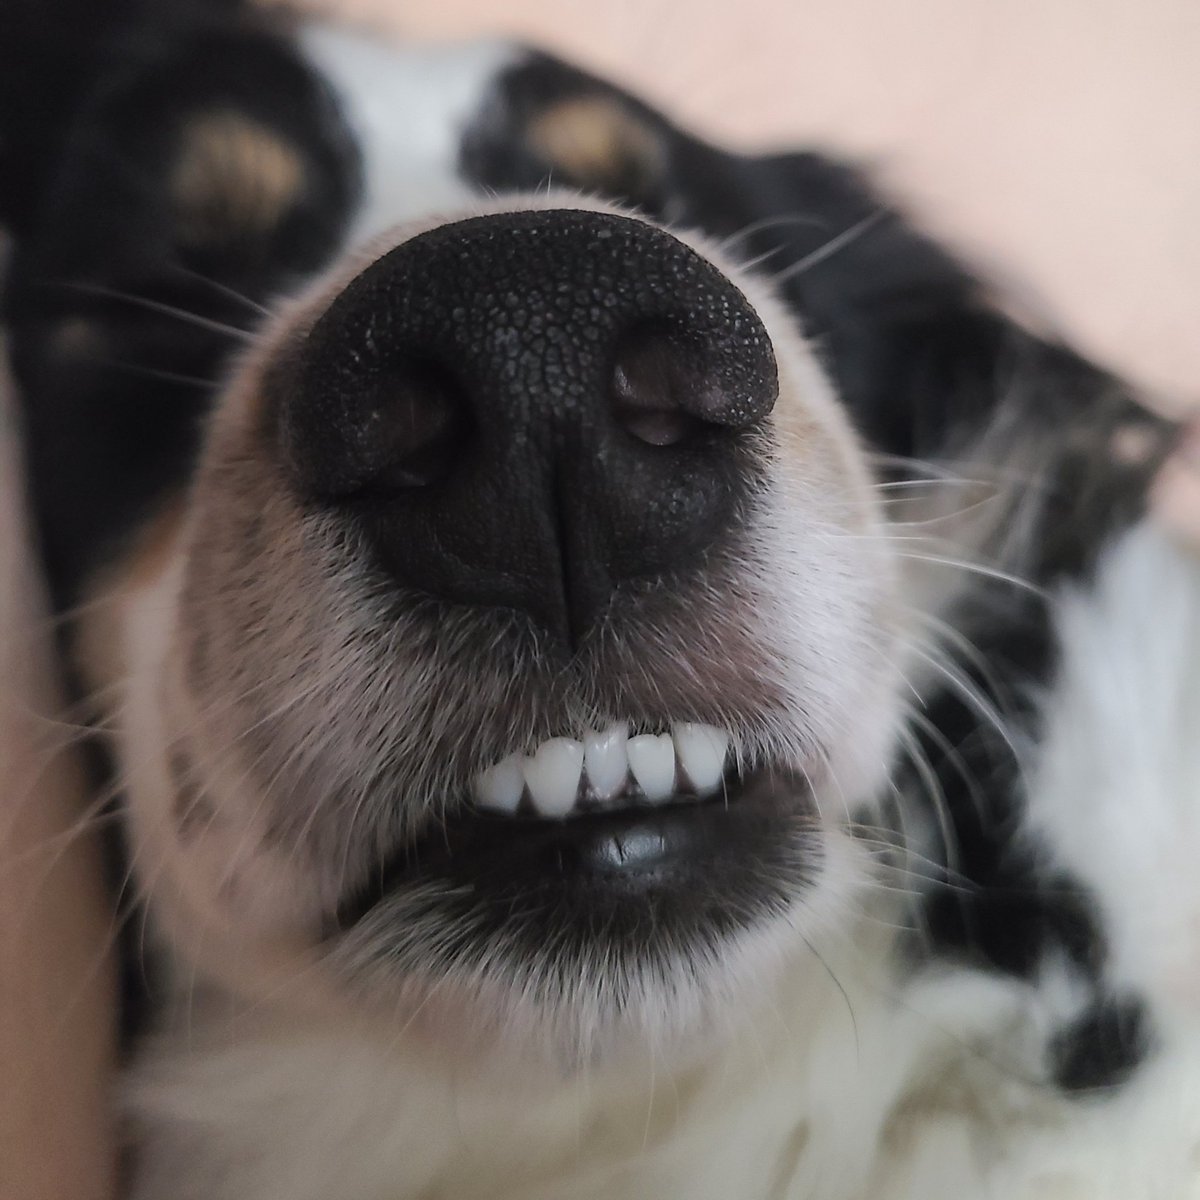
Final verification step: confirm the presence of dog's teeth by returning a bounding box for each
[584,723,629,800]
[478,722,731,817]
[627,733,675,802]
[523,738,584,818]
[673,723,729,796]
[473,752,525,814]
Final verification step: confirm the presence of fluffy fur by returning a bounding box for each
[2,2,1198,1196]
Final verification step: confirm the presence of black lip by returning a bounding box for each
[335,766,819,933]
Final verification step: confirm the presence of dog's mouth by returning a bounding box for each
[335,718,818,934]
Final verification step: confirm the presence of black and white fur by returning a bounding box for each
[3,1,1199,1196]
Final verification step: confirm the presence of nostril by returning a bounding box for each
[615,403,701,449]
[281,352,473,500]
[609,322,772,449]
[610,327,705,448]
[364,359,472,491]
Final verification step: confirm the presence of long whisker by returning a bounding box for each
[769,210,889,285]
[892,721,960,877]
[871,477,991,494]
[169,263,271,317]
[734,242,791,275]
[894,550,1048,599]
[49,280,256,343]
[81,357,220,390]
[716,212,831,252]
[868,450,1051,494]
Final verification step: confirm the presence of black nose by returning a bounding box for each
[279,208,778,650]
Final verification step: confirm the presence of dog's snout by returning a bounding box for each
[280,208,778,648]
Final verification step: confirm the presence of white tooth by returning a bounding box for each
[523,738,584,818]
[627,733,675,803]
[673,724,729,796]
[584,723,629,801]
[473,753,524,814]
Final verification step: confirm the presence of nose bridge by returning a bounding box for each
[283,208,778,650]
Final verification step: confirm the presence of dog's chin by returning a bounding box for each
[319,758,824,1062]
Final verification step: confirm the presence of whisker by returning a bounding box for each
[892,722,960,877]
[904,706,995,830]
[49,280,256,343]
[716,212,831,252]
[871,477,990,494]
[769,210,889,285]
[734,242,791,275]
[868,450,1051,494]
[902,607,1016,718]
[895,550,1048,599]
[906,636,1021,747]
[881,492,1006,531]
[82,357,220,390]
[169,263,271,317]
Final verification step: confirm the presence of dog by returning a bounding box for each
[3,1,1200,1195]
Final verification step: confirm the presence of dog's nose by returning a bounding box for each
[280,209,777,649]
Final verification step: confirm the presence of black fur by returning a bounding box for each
[2,2,360,606]
[1051,994,1154,1092]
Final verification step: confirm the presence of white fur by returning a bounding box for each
[301,26,519,246]
[1030,525,1200,1024]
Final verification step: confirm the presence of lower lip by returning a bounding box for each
[335,766,817,929]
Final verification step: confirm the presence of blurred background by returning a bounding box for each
[319,0,1200,403]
